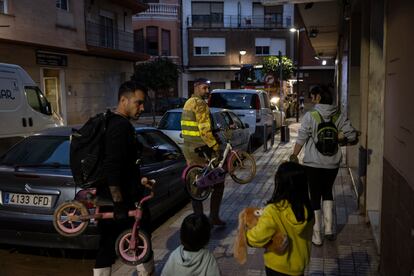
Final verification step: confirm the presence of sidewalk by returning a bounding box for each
[113,121,380,276]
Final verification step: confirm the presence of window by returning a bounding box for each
[193,37,225,56]
[56,0,69,11]
[158,112,182,131]
[161,29,171,56]
[256,46,270,55]
[25,86,52,115]
[264,5,283,27]
[1,136,70,166]
[210,93,258,110]
[134,29,144,53]
[192,2,223,27]
[0,0,8,14]
[99,15,114,48]
[255,38,286,56]
[136,131,181,164]
[146,26,159,56]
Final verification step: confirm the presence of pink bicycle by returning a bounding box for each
[53,178,155,265]
[182,141,256,201]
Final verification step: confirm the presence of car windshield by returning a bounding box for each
[1,136,70,166]
[158,112,182,130]
[210,93,257,109]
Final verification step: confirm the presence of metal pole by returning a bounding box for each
[296,30,300,123]
[279,51,283,127]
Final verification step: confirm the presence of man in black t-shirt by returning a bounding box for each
[94,81,154,276]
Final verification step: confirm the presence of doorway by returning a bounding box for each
[41,68,66,123]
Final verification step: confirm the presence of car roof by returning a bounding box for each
[31,126,160,137]
[164,108,234,114]
[210,89,264,94]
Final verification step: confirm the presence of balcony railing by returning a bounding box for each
[187,14,291,29]
[86,21,134,52]
[134,3,179,18]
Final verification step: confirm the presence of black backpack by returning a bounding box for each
[70,110,113,188]
[311,110,340,156]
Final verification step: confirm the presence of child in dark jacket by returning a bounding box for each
[161,213,220,276]
[247,162,314,276]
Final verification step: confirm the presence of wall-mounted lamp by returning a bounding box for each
[239,50,247,65]
[322,60,327,66]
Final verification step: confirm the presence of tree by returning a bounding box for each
[132,57,180,125]
[262,56,294,81]
[132,57,180,92]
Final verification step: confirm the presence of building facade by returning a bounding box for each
[181,0,296,97]
[132,0,181,101]
[0,0,147,124]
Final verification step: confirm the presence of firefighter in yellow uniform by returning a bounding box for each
[181,78,225,226]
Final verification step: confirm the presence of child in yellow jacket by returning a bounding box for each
[247,162,314,276]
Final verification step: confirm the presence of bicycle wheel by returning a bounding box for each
[227,151,256,184]
[184,165,212,201]
[116,229,152,265]
[53,201,89,237]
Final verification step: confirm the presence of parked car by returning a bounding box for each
[157,108,251,152]
[208,89,275,144]
[270,103,286,129]
[0,126,187,249]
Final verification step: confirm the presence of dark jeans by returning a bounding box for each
[95,204,152,268]
[192,182,224,219]
[305,166,339,210]
[265,266,303,276]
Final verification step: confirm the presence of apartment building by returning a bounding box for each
[0,0,147,124]
[132,0,181,99]
[181,0,296,97]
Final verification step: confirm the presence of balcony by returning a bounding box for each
[187,14,291,29]
[86,21,133,52]
[133,3,179,19]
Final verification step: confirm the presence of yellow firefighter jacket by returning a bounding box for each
[181,96,219,159]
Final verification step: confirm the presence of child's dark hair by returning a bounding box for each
[267,162,313,222]
[310,85,333,105]
[180,213,211,251]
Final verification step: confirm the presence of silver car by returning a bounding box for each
[158,108,252,152]
[0,126,188,249]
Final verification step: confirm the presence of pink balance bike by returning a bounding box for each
[53,178,155,265]
[182,141,256,201]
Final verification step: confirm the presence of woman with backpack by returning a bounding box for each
[290,85,358,246]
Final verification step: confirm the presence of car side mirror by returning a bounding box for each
[244,123,249,128]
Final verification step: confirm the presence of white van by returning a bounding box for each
[0,63,63,153]
[209,89,275,144]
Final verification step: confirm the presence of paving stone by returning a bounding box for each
[112,121,379,276]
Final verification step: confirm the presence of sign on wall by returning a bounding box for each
[36,51,68,67]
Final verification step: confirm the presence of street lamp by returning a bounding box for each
[290,27,304,123]
[239,50,246,65]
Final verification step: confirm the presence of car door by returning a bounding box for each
[228,111,249,150]
[136,129,186,220]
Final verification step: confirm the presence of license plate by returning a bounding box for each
[4,193,52,208]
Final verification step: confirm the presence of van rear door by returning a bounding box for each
[0,69,27,138]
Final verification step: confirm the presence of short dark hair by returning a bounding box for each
[193,78,211,87]
[180,213,211,251]
[118,81,148,102]
[310,85,333,105]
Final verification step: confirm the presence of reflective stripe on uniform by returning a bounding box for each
[181,120,198,127]
[182,130,200,136]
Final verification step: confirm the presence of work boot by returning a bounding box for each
[312,210,323,246]
[209,183,225,226]
[136,257,154,276]
[323,200,336,241]
[93,267,111,276]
